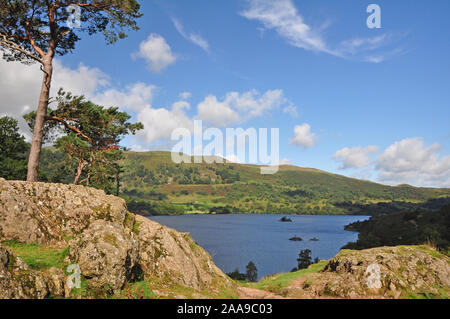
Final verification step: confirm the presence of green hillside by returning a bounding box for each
[114,151,450,216]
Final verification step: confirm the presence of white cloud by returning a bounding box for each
[0,58,190,146]
[197,89,291,126]
[333,145,379,170]
[0,59,109,139]
[241,0,327,52]
[92,84,193,144]
[197,95,239,127]
[282,104,298,117]
[92,82,156,112]
[240,0,397,62]
[172,18,210,52]
[375,138,450,187]
[136,104,193,144]
[132,34,177,72]
[290,123,316,149]
[179,91,192,100]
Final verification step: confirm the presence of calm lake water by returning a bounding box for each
[149,214,370,280]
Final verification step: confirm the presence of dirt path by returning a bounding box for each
[237,287,285,299]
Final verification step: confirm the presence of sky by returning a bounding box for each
[1,0,450,187]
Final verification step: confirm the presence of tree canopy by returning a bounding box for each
[0,116,29,180]
[296,249,312,270]
[25,89,143,192]
[0,0,142,64]
[0,1,142,182]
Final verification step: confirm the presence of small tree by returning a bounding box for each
[25,90,143,193]
[245,261,258,282]
[0,116,29,180]
[226,269,247,281]
[0,0,142,181]
[297,249,312,270]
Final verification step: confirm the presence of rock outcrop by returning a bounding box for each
[0,179,129,246]
[0,178,232,298]
[68,220,141,292]
[135,215,229,291]
[0,245,65,299]
[286,245,450,299]
[321,246,450,298]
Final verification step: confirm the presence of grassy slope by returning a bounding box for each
[119,151,450,215]
[5,240,447,299]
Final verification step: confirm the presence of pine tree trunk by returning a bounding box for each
[26,58,53,182]
[74,158,85,185]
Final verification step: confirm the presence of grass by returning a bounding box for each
[245,260,328,293]
[2,241,69,270]
[119,281,156,299]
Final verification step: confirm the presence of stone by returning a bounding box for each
[0,245,50,299]
[69,220,140,292]
[135,215,230,290]
[0,178,131,246]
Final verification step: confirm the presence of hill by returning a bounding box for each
[38,149,450,216]
[118,151,450,216]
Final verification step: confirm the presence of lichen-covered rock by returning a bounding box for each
[0,178,131,246]
[319,246,450,298]
[0,245,50,299]
[135,215,230,291]
[0,178,232,298]
[69,220,140,292]
[45,267,67,297]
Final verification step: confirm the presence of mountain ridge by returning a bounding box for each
[38,149,450,216]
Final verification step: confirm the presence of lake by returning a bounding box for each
[149,214,370,280]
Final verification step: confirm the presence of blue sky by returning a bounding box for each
[1,0,449,187]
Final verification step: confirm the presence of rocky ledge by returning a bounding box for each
[0,178,232,298]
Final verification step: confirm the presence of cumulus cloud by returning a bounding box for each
[197,89,291,126]
[333,145,379,170]
[0,59,109,139]
[333,138,450,187]
[240,0,398,62]
[172,18,210,52]
[132,34,177,72]
[92,82,156,112]
[136,103,193,144]
[290,123,316,149]
[91,83,193,144]
[0,58,190,147]
[375,138,450,187]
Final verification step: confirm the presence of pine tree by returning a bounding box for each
[0,0,142,181]
[297,249,312,270]
[24,90,143,193]
[246,261,258,282]
[0,116,29,180]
